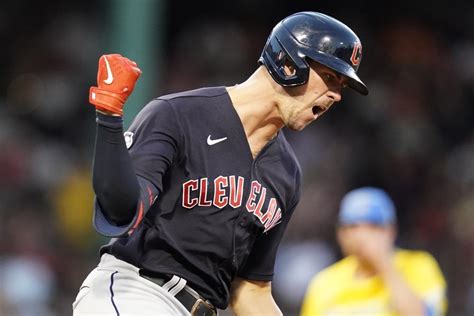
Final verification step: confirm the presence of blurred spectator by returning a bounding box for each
[301,187,447,316]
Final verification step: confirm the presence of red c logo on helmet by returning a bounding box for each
[350,42,362,66]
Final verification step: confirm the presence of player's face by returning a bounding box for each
[281,62,347,131]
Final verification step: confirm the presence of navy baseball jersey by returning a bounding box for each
[98,87,302,308]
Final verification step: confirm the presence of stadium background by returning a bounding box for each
[0,0,473,315]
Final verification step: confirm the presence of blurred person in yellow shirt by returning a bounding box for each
[301,187,447,316]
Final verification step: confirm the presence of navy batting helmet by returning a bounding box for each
[259,12,368,95]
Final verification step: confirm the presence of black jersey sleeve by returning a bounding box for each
[236,202,297,281]
[126,99,181,191]
[238,167,302,281]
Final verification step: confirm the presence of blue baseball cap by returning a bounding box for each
[338,187,396,226]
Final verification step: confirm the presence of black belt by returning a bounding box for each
[140,274,217,316]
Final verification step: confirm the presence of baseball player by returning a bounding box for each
[301,187,447,316]
[73,12,368,316]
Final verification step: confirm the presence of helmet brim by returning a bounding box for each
[307,51,369,96]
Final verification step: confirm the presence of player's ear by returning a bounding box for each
[283,60,296,77]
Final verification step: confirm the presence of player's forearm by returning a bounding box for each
[230,279,282,316]
[378,261,425,316]
[230,294,282,316]
[93,112,140,225]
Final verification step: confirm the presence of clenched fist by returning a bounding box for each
[89,54,142,116]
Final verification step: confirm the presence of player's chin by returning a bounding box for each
[287,120,311,131]
[286,111,320,131]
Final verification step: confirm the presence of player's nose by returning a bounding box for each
[327,89,342,102]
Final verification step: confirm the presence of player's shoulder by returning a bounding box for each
[395,248,439,266]
[135,86,228,120]
[153,86,230,118]
[157,86,228,103]
[394,248,445,280]
[394,248,447,304]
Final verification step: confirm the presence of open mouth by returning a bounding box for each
[312,105,326,116]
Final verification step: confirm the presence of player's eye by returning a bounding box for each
[324,73,337,82]
[324,72,347,89]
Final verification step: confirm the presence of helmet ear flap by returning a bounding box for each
[259,34,309,86]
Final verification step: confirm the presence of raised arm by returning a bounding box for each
[88,54,148,233]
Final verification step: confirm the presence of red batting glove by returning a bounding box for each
[89,54,142,116]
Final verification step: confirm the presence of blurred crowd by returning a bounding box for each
[0,1,473,315]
